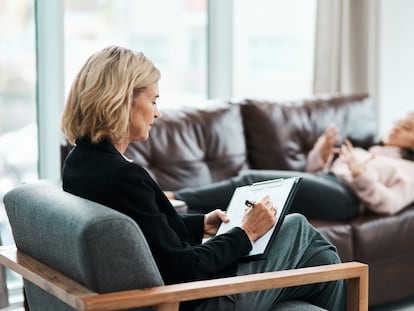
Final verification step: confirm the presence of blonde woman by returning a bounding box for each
[61,45,345,311]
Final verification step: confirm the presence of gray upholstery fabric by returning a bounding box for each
[4,181,163,311]
[274,301,327,310]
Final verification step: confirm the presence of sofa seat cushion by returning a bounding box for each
[352,205,414,261]
[366,250,414,305]
[351,205,414,305]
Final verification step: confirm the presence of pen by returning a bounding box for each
[245,200,255,208]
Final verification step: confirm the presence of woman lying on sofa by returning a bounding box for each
[166,112,414,220]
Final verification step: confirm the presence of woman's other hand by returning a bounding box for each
[164,191,176,200]
[240,195,277,242]
[340,139,375,177]
[313,124,341,164]
[204,209,229,237]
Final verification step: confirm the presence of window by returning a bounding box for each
[63,0,317,105]
[0,0,37,304]
[233,0,317,100]
[0,1,37,203]
[64,0,207,108]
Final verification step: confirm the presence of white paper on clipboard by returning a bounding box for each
[216,176,301,259]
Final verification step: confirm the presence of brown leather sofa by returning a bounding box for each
[125,93,414,307]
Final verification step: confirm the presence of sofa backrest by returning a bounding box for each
[240,93,379,171]
[125,99,248,191]
[3,181,163,311]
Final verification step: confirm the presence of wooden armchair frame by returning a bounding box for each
[0,245,368,311]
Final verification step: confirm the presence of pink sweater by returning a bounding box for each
[306,145,414,215]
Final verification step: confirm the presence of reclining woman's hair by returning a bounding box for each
[402,148,414,162]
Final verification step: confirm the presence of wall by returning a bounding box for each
[379,0,414,135]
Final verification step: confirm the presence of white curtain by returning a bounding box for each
[313,0,380,99]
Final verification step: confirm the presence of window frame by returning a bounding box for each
[35,0,64,181]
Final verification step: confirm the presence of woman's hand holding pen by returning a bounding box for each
[240,195,277,242]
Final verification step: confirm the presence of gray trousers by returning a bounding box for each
[176,169,360,221]
[196,214,346,311]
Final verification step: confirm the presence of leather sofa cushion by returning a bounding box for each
[352,204,414,305]
[352,205,414,261]
[240,93,379,171]
[366,250,414,305]
[126,100,248,191]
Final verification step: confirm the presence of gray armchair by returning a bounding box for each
[0,181,368,310]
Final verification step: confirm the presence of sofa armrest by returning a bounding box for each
[0,245,368,311]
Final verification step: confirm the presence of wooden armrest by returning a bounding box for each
[0,245,368,311]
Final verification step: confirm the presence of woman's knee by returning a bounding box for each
[307,241,342,267]
[282,214,340,261]
[279,213,320,244]
[283,213,309,229]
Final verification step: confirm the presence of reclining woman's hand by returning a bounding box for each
[204,209,230,237]
[313,124,341,164]
[240,195,277,242]
[340,139,375,178]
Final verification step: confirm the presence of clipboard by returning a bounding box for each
[216,176,302,261]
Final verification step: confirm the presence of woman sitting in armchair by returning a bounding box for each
[60,45,346,311]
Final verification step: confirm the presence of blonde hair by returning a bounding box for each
[61,45,160,145]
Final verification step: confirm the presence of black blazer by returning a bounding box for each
[62,138,252,285]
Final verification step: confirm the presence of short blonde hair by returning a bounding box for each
[61,45,160,145]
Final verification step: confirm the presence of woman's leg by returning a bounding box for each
[196,214,346,311]
[283,171,361,220]
[233,214,346,310]
[175,169,361,220]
